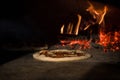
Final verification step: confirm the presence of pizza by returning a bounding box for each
[33,49,91,62]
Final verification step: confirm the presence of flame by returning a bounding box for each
[87,1,108,24]
[74,14,82,35]
[84,24,90,30]
[84,1,108,30]
[60,24,64,34]
[60,14,82,35]
[98,6,108,24]
[67,22,73,34]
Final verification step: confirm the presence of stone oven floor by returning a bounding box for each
[0,48,120,80]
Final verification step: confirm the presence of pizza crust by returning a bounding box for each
[33,49,91,62]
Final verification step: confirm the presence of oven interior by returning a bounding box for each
[0,0,120,80]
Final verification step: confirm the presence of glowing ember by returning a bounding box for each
[60,39,91,50]
[97,30,120,52]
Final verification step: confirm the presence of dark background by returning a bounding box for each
[0,0,120,47]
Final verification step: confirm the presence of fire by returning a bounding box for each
[59,1,120,52]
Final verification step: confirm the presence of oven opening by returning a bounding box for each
[32,1,120,62]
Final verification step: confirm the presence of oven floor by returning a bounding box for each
[0,49,120,80]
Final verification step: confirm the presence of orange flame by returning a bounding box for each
[74,14,82,35]
[60,24,64,34]
[84,1,108,30]
[67,22,73,34]
[60,14,82,35]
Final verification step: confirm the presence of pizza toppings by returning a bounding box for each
[39,50,85,58]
